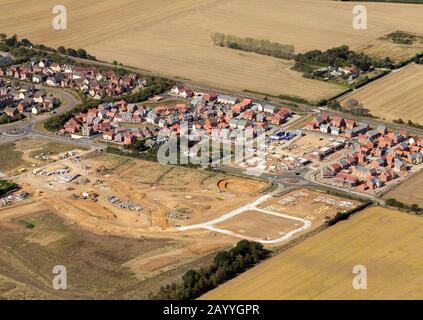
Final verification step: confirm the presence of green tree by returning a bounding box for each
[0,33,7,43]
[77,48,87,59]
[66,48,78,57]
[213,251,231,266]
[20,38,32,47]
[5,34,18,47]
[57,46,66,54]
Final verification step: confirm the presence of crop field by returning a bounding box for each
[358,32,423,64]
[202,206,423,300]
[3,0,423,101]
[384,170,423,207]
[340,64,423,123]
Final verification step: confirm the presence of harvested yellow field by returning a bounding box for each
[384,171,423,207]
[202,207,423,300]
[358,33,423,64]
[3,0,423,100]
[340,64,423,123]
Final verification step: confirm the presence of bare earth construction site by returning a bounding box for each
[0,139,363,298]
[0,146,270,298]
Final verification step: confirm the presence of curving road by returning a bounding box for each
[176,183,312,244]
[0,83,102,149]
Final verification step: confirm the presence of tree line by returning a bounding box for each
[0,113,25,125]
[151,240,270,300]
[393,118,423,129]
[294,45,394,72]
[0,180,18,197]
[211,32,296,60]
[326,201,373,226]
[385,198,421,214]
[0,33,96,61]
[327,99,375,118]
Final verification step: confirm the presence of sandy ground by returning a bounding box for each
[340,64,423,123]
[13,152,268,232]
[0,203,226,299]
[1,152,271,285]
[0,189,238,298]
[215,210,302,241]
[257,188,359,230]
[202,206,423,300]
[5,0,423,100]
[284,134,337,158]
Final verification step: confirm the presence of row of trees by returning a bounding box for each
[385,198,421,214]
[211,32,296,60]
[393,118,423,129]
[0,113,25,125]
[57,46,96,60]
[151,240,270,300]
[0,180,18,197]
[326,201,372,226]
[295,45,394,72]
[0,33,96,61]
[327,99,374,118]
[44,99,100,132]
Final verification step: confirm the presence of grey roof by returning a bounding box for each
[237,119,248,127]
[218,95,238,104]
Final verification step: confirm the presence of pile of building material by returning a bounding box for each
[34,153,51,161]
[74,176,90,185]
[313,195,353,208]
[59,151,78,159]
[71,191,98,201]
[33,166,70,176]
[168,208,192,220]
[56,174,80,183]
[106,196,143,213]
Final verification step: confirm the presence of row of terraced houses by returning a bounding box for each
[59,87,293,148]
[1,59,146,99]
[308,114,423,192]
